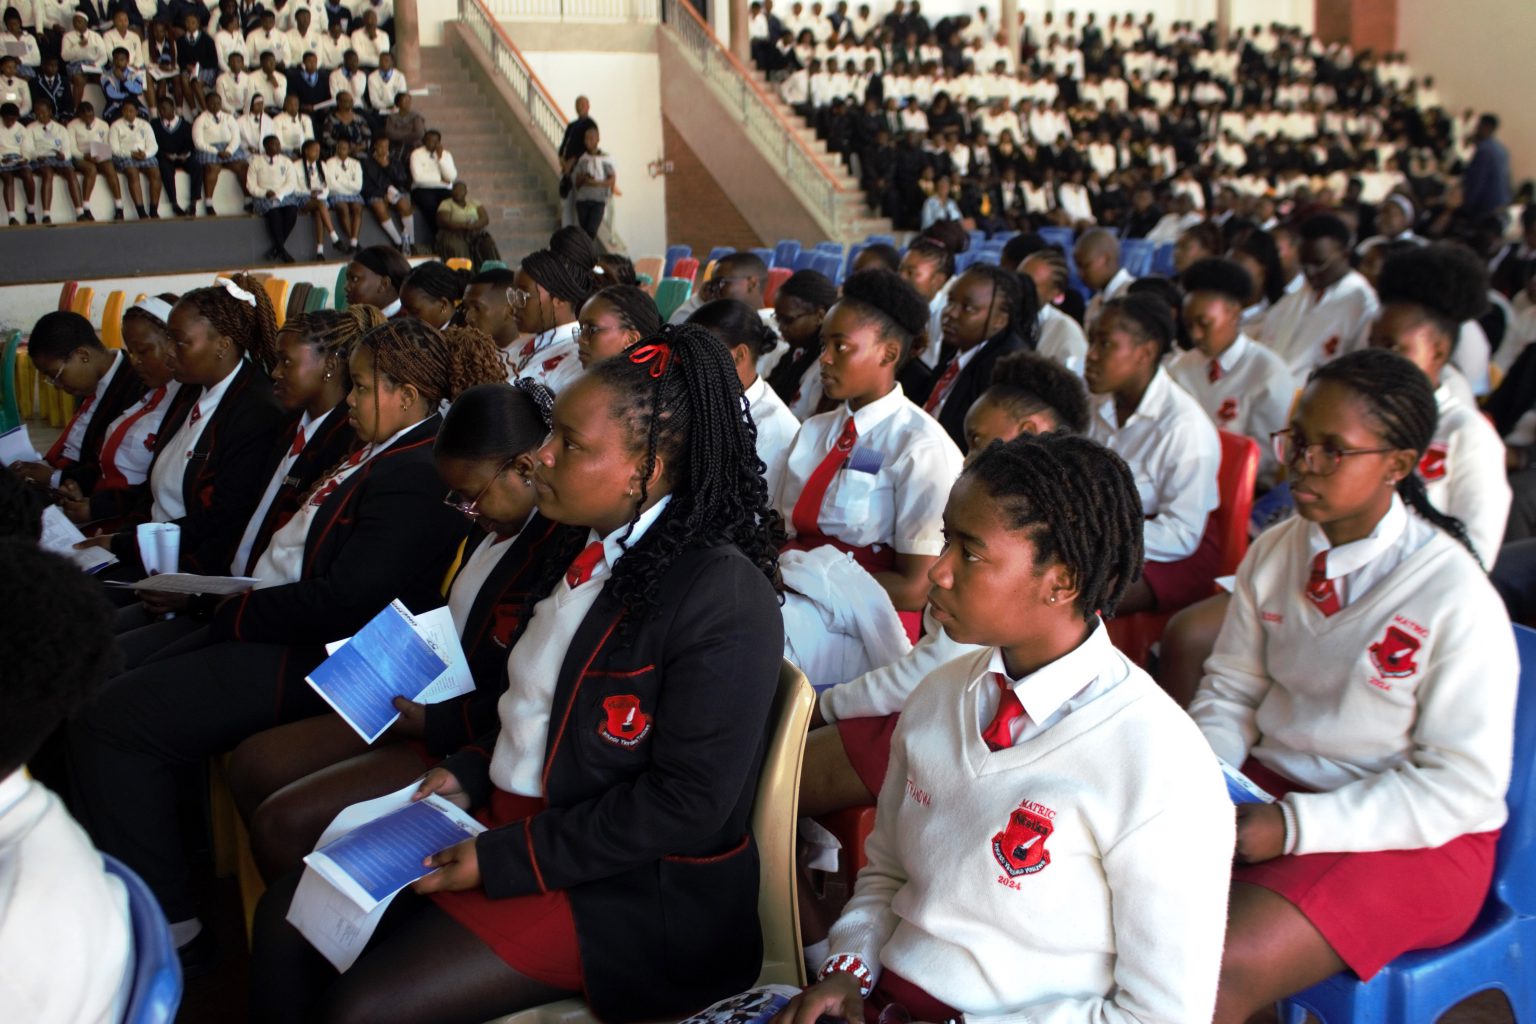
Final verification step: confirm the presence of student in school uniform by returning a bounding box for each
[1190,348,1517,1023]
[0,101,35,225]
[574,283,661,369]
[1259,213,1380,389]
[152,95,200,217]
[924,265,1035,449]
[776,269,964,614]
[1018,245,1089,373]
[1169,257,1293,486]
[77,276,288,578]
[0,541,132,1024]
[665,251,768,328]
[779,431,1234,1023]
[359,133,413,249]
[26,98,84,223]
[59,11,107,111]
[8,311,145,497]
[688,298,800,499]
[764,268,839,417]
[273,91,313,155]
[366,49,405,113]
[191,91,249,215]
[1086,292,1221,614]
[348,9,388,69]
[895,235,955,382]
[71,317,505,966]
[248,323,786,1023]
[1075,227,1136,331]
[108,98,161,218]
[67,101,123,220]
[247,132,302,262]
[397,259,464,330]
[229,379,569,881]
[344,242,410,314]
[293,135,339,258]
[510,225,597,394]
[461,266,524,380]
[322,135,362,251]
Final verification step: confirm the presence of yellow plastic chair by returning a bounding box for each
[487,660,812,1023]
[263,277,290,328]
[71,286,96,322]
[100,290,127,348]
[699,259,717,289]
[15,344,36,420]
[445,257,473,272]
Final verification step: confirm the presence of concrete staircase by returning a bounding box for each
[412,45,561,261]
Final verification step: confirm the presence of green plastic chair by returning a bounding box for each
[0,330,21,431]
[653,278,692,322]
[636,273,653,290]
[479,260,509,272]
[306,286,330,312]
[334,265,348,310]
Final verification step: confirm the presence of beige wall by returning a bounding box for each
[1398,0,1536,182]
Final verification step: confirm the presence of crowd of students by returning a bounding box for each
[3,178,1533,1021]
[752,5,1520,239]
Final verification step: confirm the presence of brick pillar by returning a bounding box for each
[396,0,420,83]
[1315,0,1397,53]
[730,0,749,63]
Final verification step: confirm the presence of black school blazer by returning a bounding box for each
[932,327,1029,449]
[211,415,470,645]
[235,405,359,576]
[423,513,576,758]
[60,355,147,494]
[102,361,286,574]
[440,543,785,1023]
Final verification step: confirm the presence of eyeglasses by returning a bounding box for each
[41,360,68,389]
[703,275,756,295]
[442,458,515,521]
[507,287,532,310]
[1270,429,1395,476]
[576,321,619,339]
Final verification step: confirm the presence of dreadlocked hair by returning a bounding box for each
[591,285,662,339]
[523,226,598,312]
[179,273,279,373]
[1375,243,1489,340]
[688,298,778,357]
[437,380,553,462]
[402,260,469,303]
[985,350,1090,435]
[962,264,1039,347]
[354,318,504,409]
[283,305,385,390]
[596,253,639,287]
[964,431,1144,619]
[532,323,784,626]
[1309,349,1481,566]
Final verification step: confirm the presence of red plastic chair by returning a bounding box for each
[671,257,700,287]
[764,267,792,307]
[817,804,878,894]
[58,280,78,312]
[1108,429,1261,667]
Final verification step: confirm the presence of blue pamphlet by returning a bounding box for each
[308,799,482,907]
[306,600,449,743]
[1219,757,1276,805]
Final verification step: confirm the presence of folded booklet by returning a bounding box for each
[679,986,803,1024]
[1219,757,1276,805]
[39,506,117,574]
[102,573,258,595]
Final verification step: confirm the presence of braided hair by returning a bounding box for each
[961,264,1039,348]
[984,350,1091,435]
[1309,349,1481,565]
[1102,292,1176,359]
[1230,228,1286,305]
[531,323,785,624]
[688,298,778,357]
[591,284,662,339]
[177,273,280,373]
[963,432,1144,619]
[904,237,956,281]
[402,260,469,304]
[354,318,505,410]
[282,305,386,390]
[596,252,639,287]
[436,379,554,462]
[1021,244,1070,300]
[523,226,599,316]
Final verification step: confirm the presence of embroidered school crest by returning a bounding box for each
[992,800,1055,877]
[542,354,567,374]
[1323,335,1341,357]
[1418,443,1448,482]
[489,604,522,648]
[144,433,157,451]
[597,694,652,748]
[1217,398,1239,424]
[1369,625,1421,679]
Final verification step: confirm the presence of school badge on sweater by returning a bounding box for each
[598,694,652,748]
[1369,625,1422,679]
[993,798,1055,879]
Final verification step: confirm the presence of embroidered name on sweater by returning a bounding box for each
[597,694,652,748]
[993,799,1055,880]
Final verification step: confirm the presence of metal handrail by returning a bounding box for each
[459,0,569,154]
[656,0,847,232]
[480,0,659,21]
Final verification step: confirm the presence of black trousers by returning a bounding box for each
[69,630,329,921]
[411,186,449,241]
[263,204,299,251]
[157,155,202,207]
[575,199,605,239]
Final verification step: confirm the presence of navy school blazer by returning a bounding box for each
[235,405,359,576]
[101,360,287,574]
[440,542,785,1023]
[59,354,147,495]
[931,327,1030,449]
[210,414,471,646]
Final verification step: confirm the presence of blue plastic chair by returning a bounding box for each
[844,242,868,279]
[1120,238,1156,278]
[751,247,776,268]
[814,240,844,255]
[1038,226,1075,254]
[967,229,987,249]
[989,229,1020,244]
[972,249,1002,266]
[1279,622,1536,1023]
[864,234,895,246]
[793,250,821,272]
[663,245,692,277]
[1151,242,1178,277]
[105,853,183,1024]
[811,252,843,283]
[705,245,734,266]
[0,329,20,431]
[773,239,802,268]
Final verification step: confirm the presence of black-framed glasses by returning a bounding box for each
[1270,429,1395,476]
[443,458,514,521]
[576,321,619,340]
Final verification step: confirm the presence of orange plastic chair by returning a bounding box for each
[816,804,878,896]
[671,256,700,286]
[57,281,78,311]
[262,277,290,328]
[71,286,96,322]
[1107,429,1261,668]
[764,267,792,306]
[445,257,472,272]
[100,291,127,348]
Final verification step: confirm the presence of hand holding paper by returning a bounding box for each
[40,506,118,573]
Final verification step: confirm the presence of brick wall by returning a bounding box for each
[662,115,765,256]
[1314,0,1397,52]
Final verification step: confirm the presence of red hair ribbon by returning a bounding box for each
[629,342,672,378]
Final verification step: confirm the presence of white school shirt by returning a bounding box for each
[253,414,423,587]
[98,382,180,489]
[214,28,245,71]
[448,528,520,636]
[1421,370,1509,567]
[149,360,240,522]
[232,407,331,576]
[26,119,72,161]
[817,605,981,722]
[55,350,124,475]
[61,29,108,65]
[349,26,389,67]
[328,65,366,101]
[512,321,581,394]
[1167,334,1292,483]
[238,111,276,153]
[192,110,240,154]
[250,69,288,109]
[68,118,110,161]
[0,118,30,163]
[246,151,300,197]
[273,110,312,154]
[1191,499,1516,856]
[745,375,798,501]
[1035,304,1087,374]
[323,153,361,193]
[1451,319,1492,397]
[1083,266,1135,332]
[408,142,454,188]
[0,771,132,1024]
[488,494,672,797]
[317,33,350,69]
[774,384,963,557]
[1259,269,1378,389]
[0,75,30,119]
[1,30,41,69]
[366,66,406,109]
[1087,366,1220,562]
[827,627,1233,1021]
[32,0,75,32]
[919,277,955,371]
[215,69,252,113]
[285,26,324,62]
[245,27,289,66]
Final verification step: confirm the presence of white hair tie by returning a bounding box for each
[217,277,258,307]
[129,297,175,324]
[593,264,605,275]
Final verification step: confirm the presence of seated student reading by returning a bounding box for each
[229,379,567,881]
[1,541,133,1022]
[248,323,786,1023]
[1190,349,1517,1022]
[778,432,1234,1023]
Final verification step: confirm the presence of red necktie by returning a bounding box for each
[924,358,961,413]
[981,673,1026,751]
[791,416,857,539]
[1207,358,1223,384]
[96,386,166,490]
[289,423,307,458]
[43,395,95,466]
[189,402,203,427]
[565,541,605,589]
[1305,551,1341,617]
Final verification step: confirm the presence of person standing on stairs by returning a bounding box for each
[557,94,595,229]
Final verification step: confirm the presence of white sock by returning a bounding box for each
[349,236,358,246]
[381,221,401,244]
[401,224,414,244]
[803,938,830,979]
[169,917,203,948]
[114,199,123,209]
[328,230,338,242]
[28,201,37,213]
[74,206,84,215]
[316,244,324,255]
